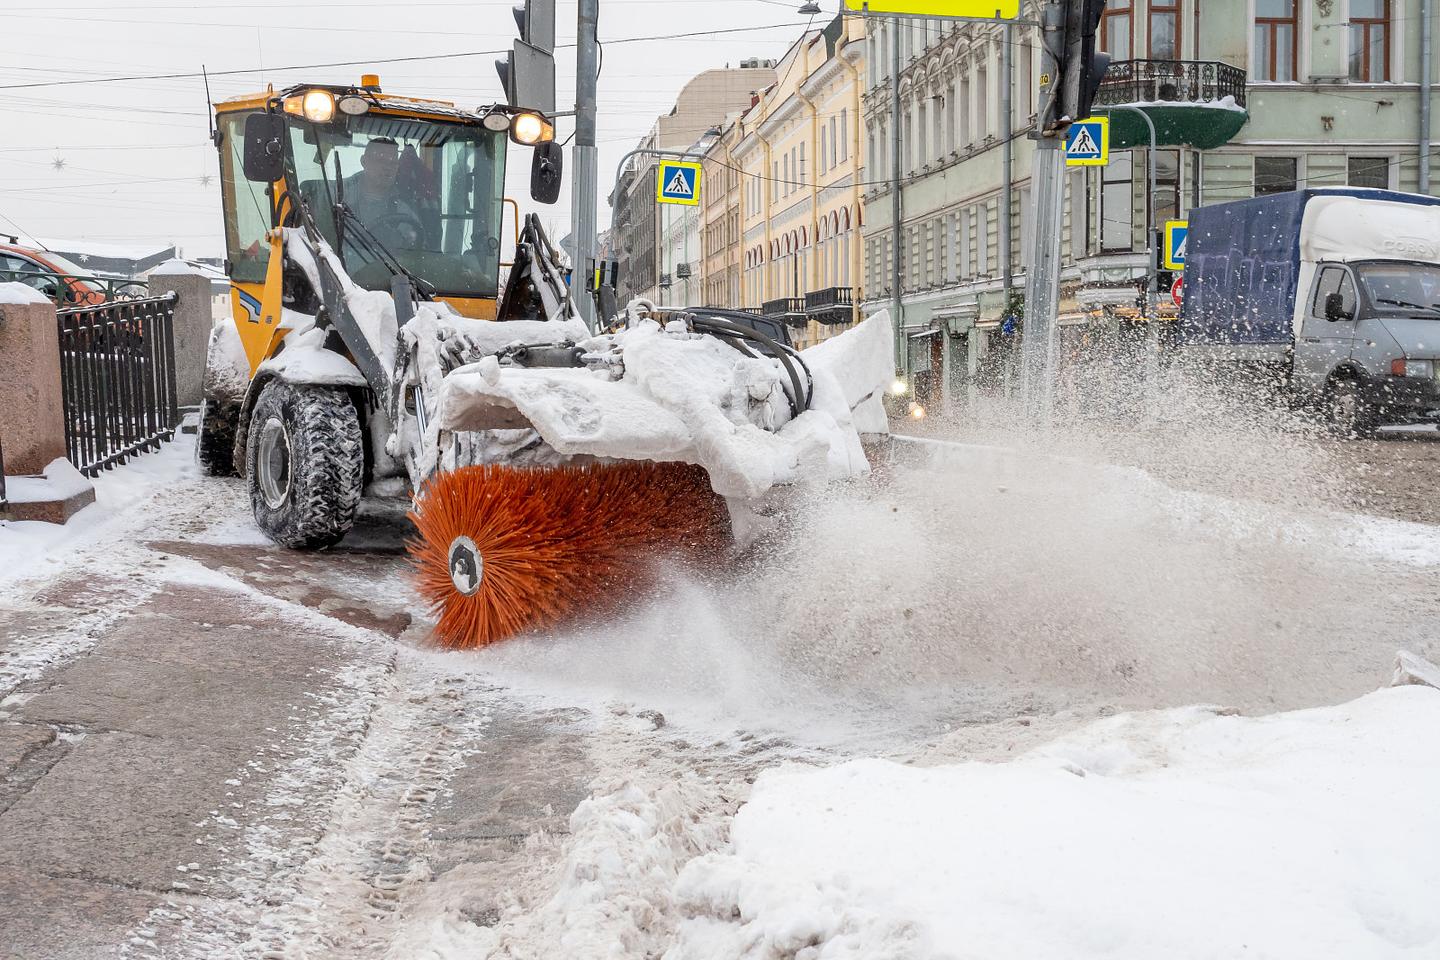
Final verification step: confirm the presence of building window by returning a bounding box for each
[976,66,988,139]
[1255,155,1299,194]
[1255,0,1298,83]
[1348,156,1390,189]
[1349,0,1391,82]
[1153,150,1181,226]
[1101,0,1132,59]
[839,110,848,162]
[1100,152,1134,251]
[959,76,971,147]
[917,101,928,170]
[1150,1,1180,59]
[820,126,828,173]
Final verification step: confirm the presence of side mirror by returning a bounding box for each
[1324,292,1352,322]
[242,112,286,183]
[530,141,563,205]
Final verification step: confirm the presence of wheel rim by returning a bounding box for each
[448,536,484,596]
[257,416,292,509]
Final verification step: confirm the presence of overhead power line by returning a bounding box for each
[0,22,799,92]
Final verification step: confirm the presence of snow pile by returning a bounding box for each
[0,281,50,305]
[2,457,92,505]
[437,314,893,500]
[670,686,1440,959]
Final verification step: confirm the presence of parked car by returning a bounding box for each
[1178,188,1440,435]
[0,241,145,306]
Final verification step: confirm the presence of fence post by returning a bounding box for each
[145,270,213,407]
[0,295,95,523]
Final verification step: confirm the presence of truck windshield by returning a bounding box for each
[286,113,506,299]
[1356,263,1440,317]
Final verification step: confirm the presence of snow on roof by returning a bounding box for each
[0,281,51,306]
[33,238,176,262]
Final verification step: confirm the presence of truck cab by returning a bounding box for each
[1180,189,1440,434]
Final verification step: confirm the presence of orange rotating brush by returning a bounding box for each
[408,461,731,649]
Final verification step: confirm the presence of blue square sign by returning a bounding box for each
[1064,118,1109,166]
[1164,220,1189,270]
[657,160,701,206]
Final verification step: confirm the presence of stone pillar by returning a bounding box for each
[147,272,213,407]
[0,298,95,523]
[0,300,68,475]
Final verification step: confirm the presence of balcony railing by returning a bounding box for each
[1096,59,1247,110]
[804,287,853,311]
[761,297,806,318]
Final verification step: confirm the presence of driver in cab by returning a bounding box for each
[344,137,423,250]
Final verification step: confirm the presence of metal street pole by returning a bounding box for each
[570,0,599,327]
[1017,0,1068,421]
[999,21,1013,299]
[891,17,905,374]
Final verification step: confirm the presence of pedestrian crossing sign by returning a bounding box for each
[1064,117,1109,167]
[1164,220,1189,270]
[657,160,702,206]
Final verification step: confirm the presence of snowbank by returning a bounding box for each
[0,281,50,306]
[671,687,1440,959]
[3,458,92,505]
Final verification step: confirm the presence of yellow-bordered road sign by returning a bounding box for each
[843,0,1020,18]
[1164,220,1189,271]
[1064,117,1109,167]
[656,160,701,206]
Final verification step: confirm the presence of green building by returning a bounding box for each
[860,0,1438,410]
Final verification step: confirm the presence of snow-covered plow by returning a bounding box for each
[202,78,893,647]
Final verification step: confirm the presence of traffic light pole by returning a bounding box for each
[570,0,599,327]
[1018,0,1068,421]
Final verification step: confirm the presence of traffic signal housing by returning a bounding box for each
[1060,0,1111,125]
[496,1,557,114]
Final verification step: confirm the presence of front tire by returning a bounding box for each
[1325,377,1377,439]
[246,380,363,549]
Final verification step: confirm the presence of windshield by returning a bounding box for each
[1356,262,1440,317]
[286,112,507,298]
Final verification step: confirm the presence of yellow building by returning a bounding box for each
[721,15,865,349]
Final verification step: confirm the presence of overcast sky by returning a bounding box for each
[0,0,816,260]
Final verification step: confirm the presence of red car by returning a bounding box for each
[0,242,117,306]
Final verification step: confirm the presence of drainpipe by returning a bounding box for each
[891,17,905,372]
[797,78,820,340]
[838,39,864,323]
[1000,23,1014,302]
[1421,0,1432,194]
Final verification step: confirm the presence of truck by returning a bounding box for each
[1178,188,1440,435]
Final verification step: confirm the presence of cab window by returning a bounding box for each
[1310,266,1356,319]
[218,111,273,284]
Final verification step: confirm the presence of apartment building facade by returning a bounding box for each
[860,0,1438,408]
[733,15,867,349]
[609,62,776,304]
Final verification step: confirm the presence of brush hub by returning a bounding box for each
[448,536,483,596]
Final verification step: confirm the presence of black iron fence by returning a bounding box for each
[1096,60,1248,109]
[762,297,807,327]
[56,294,180,477]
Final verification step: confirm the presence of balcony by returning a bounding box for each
[761,297,807,327]
[1093,60,1249,150]
[804,287,856,326]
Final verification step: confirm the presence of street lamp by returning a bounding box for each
[797,2,822,13]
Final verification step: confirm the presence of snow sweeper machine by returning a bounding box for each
[200,77,894,648]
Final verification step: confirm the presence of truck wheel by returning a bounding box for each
[1326,377,1376,439]
[196,397,239,477]
[246,380,363,549]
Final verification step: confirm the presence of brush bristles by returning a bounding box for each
[407,461,730,649]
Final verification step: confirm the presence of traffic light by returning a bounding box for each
[1060,0,1111,124]
[496,1,556,114]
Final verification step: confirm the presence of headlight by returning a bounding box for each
[510,111,553,145]
[908,401,927,420]
[302,89,336,123]
[889,378,909,396]
[1391,358,1435,378]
